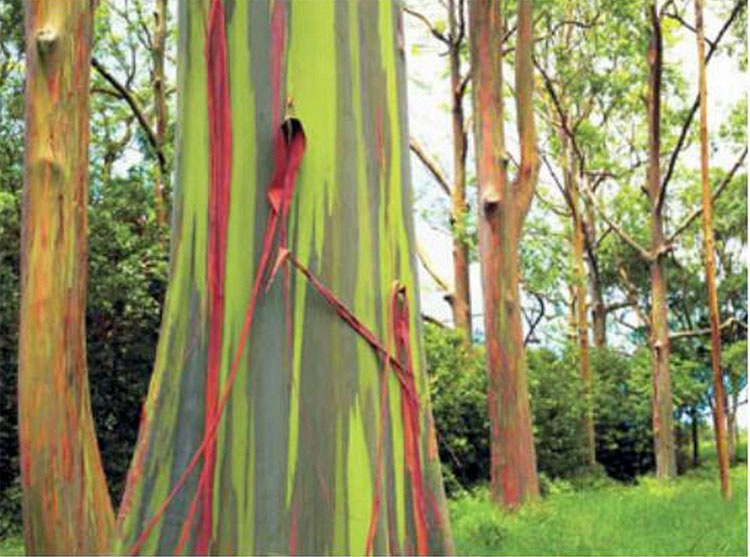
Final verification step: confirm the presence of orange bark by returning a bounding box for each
[19,1,114,553]
[694,0,730,499]
[468,0,540,507]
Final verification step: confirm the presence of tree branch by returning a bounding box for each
[670,317,745,340]
[409,137,452,198]
[523,292,545,346]
[581,183,653,261]
[403,6,450,44]
[91,57,166,171]
[659,0,745,200]
[668,147,747,242]
[416,242,453,294]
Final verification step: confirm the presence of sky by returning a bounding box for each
[402,1,747,424]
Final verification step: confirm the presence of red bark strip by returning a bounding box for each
[200,0,232,552]
[127,120,306,557]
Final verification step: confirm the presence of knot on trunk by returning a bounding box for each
[35,27,58,58]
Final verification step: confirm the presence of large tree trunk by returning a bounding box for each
[646,3,677,479]
[468,0,540,507]
[19,1,115,553]
[694,0,730,499]
[447,0,471,340]
[112,1,451,554]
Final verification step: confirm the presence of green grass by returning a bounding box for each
[0,535,23,556]
[450,462,747,555]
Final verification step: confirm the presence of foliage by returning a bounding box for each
[425,326,662,491]
[592,347,655,480]
[424,324,488,496]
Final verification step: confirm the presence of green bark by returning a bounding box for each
[113,1,452,554]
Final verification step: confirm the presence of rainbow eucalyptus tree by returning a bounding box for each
[108,0,452,554]
[19,2,115,554]
[468,0,540,507]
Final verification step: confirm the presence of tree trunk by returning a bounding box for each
[447,0,471,341]
[112,1,452,554]
[152,0,168,226]
[19,1,115,553]
[694,0,731,499]
[727,405,737,464]
[468,0,540,507]
[691,407,700,467]
[585,198,607,349]
[646,3,677,479]
[570,162,595,469]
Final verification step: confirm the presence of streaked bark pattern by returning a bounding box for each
[19,1,115,553]
[468,0,540,507]
[113,1,452,554]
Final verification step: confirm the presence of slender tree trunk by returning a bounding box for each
[570,163,595,469]
[691,407,700,467]
[112,1,452,553]
[585,199,607,349]
[646,3,677,479]
[727,404,737,464]
[694,0,731,499]
[447,0,471,341]
[152,0,168,226]
[19,1,115,553]
[468,0,540,507]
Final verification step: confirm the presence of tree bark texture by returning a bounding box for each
[19,1,115,554]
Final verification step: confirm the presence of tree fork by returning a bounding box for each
[468,0,540,507]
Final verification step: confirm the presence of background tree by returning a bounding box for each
[468,0,541,507]
[405,0,473,340]
[693,0,730,498]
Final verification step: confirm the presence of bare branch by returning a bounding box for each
[660,0,745,199]
[422,313,448,328]
[523,292,545,346]
[668,147,747,242]
[91,57,166,171]
[670,317,745,340]
[581,183,653,261]
[416,242,452,294]
[403,6,450,44]
[409,137,452,198]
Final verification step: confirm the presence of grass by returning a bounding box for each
[0,535,23,556]
[450,461,747,556]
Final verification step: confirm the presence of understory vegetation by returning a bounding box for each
[449,441,747,556]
